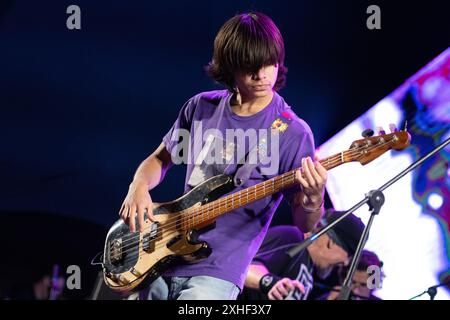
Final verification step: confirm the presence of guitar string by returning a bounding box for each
[112,142,398,268]
[114,152,338,252]
[109,139,397,261]
[112,174,297,261]
[113,142,366,249]
[110,145,400,271]
[110,138,396,257]
[115,136,396,248]
[114,176,294,262]
[110,142,394,254]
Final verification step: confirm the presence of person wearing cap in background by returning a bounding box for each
[239,209,365,300]
[322,249,384,300]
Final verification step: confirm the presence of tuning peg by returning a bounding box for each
[389,123,398,133]
[362,129,374,138]
[376,126,386,135]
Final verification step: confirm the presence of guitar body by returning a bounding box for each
[102,174,235,293]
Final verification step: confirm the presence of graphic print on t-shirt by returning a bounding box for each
[187,126,280,188]
[187,133,236,187]
[284,264,314,300]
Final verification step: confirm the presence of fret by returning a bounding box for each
[193,168,299,226]
[200,207,203,224]
[202,206,205,224]
[191,171,292,227]
[232,193,234,209]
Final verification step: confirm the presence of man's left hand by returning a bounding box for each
[295,155,327,209]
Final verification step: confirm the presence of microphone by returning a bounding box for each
[427,275,450,300]
[409,276,450,300]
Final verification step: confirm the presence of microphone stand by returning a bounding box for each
[287,136,450,300]
[409,279,450,300]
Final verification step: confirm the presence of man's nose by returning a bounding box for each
[252,68,267,80]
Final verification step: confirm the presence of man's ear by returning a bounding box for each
[326,237,334,249]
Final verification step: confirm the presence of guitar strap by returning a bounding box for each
[233,110,293,187]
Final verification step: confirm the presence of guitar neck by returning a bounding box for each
[181,150,352,230]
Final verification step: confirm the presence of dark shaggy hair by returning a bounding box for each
[206,12,287,92]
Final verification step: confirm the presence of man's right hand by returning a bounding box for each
[119,180,155,233]
[267,278,305,300]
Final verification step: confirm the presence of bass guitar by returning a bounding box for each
[101,129,410,293]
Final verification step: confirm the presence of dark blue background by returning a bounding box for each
[0,0,448,298]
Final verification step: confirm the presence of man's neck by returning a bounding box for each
[305,237,320,267]
[230,90,274,116]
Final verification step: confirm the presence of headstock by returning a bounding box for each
[347,125,411,165]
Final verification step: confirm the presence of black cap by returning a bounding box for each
[322,209,366,256]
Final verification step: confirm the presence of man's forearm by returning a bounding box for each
[291,192,324,232]
[132,143,172,190]
[245,264,270,290]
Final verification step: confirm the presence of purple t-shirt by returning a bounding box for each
[161,90,315,290]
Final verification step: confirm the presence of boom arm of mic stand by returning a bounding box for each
[287,137,450,297]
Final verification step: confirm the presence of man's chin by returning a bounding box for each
[251,89,273,97]
[316,265,334,279]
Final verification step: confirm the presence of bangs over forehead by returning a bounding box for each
[206,12,287,92]
[220,13,285,74]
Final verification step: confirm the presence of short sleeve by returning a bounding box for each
[162,97,197,163]
[279,126,315,205]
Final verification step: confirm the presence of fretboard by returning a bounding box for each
[181,150,352,230]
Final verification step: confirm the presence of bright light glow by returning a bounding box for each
[428,193,444,210]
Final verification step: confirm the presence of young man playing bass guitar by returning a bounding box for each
[118,12,327,300]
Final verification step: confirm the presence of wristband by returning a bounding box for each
[302,197,324,213]
[259,273,282,294]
